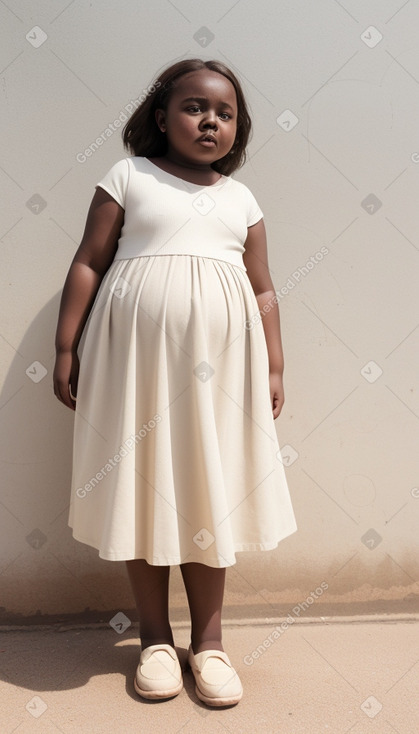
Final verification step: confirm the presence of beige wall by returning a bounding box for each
[1,1,418,625]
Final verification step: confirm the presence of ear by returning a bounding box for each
[155,108,166,132]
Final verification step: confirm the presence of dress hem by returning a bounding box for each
[68,525,298,567]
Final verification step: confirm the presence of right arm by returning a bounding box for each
[53,187,124,410]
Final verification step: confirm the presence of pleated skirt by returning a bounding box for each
[68,254,297,566]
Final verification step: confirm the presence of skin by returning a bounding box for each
[152,69,286,418]
[53,69,286,659]
[151,69,237,184]
[53,68,286,417]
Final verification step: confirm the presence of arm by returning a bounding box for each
[53,187,124,410]
[243,218,285,419]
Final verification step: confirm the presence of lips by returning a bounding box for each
[198,134,217,145]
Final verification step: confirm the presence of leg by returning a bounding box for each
[180,562,226,654]
[125,559,174,651]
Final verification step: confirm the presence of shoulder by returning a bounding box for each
[96,158,136,209]
[228,176,250,191]
[107,156,157,179]
[97,156,147,188]
[100,156,148,175]
[97,157,130,182]
[228,176,258,200]
[227,176,264,226]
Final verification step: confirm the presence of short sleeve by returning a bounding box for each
[95,158,129,209]
[243,185,263,227]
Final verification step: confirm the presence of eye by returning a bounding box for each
[219,112,231,120]
[186,105,201,113]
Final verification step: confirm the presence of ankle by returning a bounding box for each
[141,636,175,651]
[191,639,224,655]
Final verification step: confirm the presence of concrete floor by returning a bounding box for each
[1,616,418,734]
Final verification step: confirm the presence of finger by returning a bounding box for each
[67,385,76,410]
[54,382,75,411]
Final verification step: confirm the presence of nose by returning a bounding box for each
[201,110,218,130]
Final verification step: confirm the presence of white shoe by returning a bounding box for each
[187,645,243,706]
[134,644,183,699]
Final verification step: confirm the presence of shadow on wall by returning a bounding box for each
[2,294,419,626]
[1,292,303,626]
[0,293,137,625]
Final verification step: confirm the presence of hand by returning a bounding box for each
[269,371,285,420]
[53,350,79,411]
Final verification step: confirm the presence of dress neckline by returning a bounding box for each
[143,157,229,188]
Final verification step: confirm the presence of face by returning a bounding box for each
[155,69,238,169]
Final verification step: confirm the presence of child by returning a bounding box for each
[53,58,297,707]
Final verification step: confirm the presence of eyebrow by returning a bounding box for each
[181,96,235,111]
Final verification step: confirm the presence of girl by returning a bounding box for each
[53,58,297,707]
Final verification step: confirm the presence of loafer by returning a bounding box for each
[134,644,183,699]
[187,645,243,706]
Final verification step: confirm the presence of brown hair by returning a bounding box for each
[122,58,252,176]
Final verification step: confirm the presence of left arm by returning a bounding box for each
[243,218,285,419]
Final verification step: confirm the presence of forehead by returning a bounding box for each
[172,69,237,105]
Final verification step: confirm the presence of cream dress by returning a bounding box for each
[68,156,297,566]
